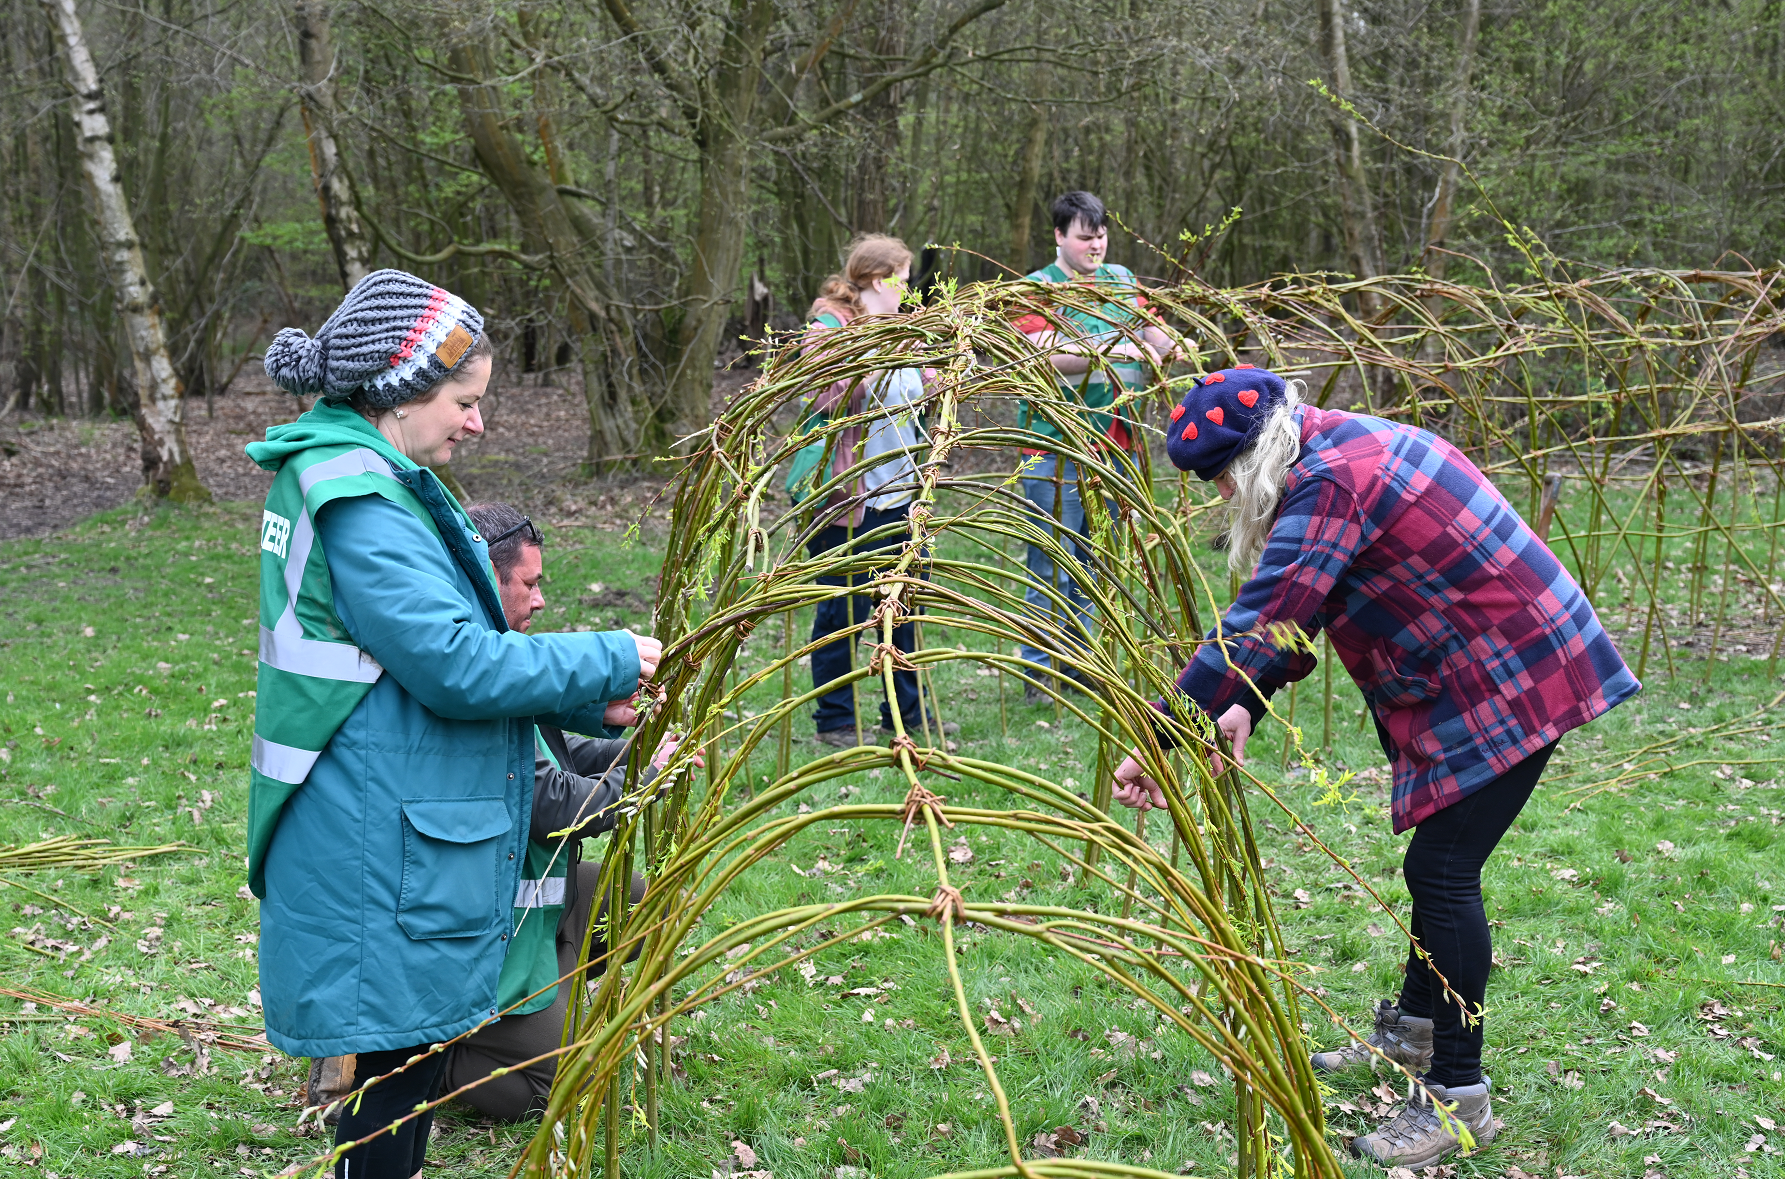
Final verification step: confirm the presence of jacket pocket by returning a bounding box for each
[1364,644,1441,709]
[397,797,512,940]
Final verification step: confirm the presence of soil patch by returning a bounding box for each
[0,377,702,539]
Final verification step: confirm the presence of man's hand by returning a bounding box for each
[1212,704,1252,777]
[603,695,639,727]
[650,732,702,772]
[1111,751,1166,812]
[1141,326,1190,367]
[631,632,662,680]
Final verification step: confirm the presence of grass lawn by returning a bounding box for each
[1,494,1781,1178]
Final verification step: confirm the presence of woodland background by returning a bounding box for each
[1,0,1783,478]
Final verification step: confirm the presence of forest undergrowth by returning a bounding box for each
[0,496,1780,1179]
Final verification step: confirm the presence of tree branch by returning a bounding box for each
[761,0,1013,143]
[356,203,549,270]
[789,0,864,90]
[598,0,703,130]
[766,144,854,233]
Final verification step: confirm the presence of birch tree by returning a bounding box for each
[39,0,207,500]
[294,0,372,292]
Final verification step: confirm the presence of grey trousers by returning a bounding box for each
[444,862,645,1121]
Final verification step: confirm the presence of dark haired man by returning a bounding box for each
[1011,191,1187,700]
[441,502,682,1118]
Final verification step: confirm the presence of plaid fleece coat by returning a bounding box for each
[1173,406,1639,832]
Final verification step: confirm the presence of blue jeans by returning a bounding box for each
[808,504,923,732]
[1018,454,1120,671]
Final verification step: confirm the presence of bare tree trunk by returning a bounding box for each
[1009,105,1049,271]
[450,42,639,465]
[662,0,777,432]
[1315,0,1386,310]
[606,0,1007,437]
[1422,0,1481,281]
[850,0,907,231]
[294,0,372,292]
[40,0,207,501]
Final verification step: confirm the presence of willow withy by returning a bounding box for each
[294,261,1784,1178]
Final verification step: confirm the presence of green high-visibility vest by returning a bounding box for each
[245,403,483,897]
[494,730,575,1015]
[1019,260,1148,448]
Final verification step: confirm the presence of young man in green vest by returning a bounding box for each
[1011,191,1187,702]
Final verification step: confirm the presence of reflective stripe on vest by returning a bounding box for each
[259,447,397,685]
[250,734,321,785]
[513,876,567,908]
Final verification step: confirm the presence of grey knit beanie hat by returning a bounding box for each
[262,269,485,409]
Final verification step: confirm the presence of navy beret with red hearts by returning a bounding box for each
[1163,365,1289,480]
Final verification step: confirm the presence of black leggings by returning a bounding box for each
[334,1045,450,1178]
[1393,741,1556,1088]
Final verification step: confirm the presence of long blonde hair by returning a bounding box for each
[1224,380,1306,576]
[809,234,913,320]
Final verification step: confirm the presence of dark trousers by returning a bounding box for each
[334,1045,449,1177]
[808,503,921,733]
[442,862,645,1121]
[1393,740,1557,1087]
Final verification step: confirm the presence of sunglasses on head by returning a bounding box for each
[486,516,541,548]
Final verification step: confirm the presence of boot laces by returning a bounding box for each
[1377,1095,1443,1147]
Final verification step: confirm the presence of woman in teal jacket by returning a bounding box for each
[250,270,659,1178]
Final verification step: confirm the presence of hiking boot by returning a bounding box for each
[1350,1077,1494,1169]
[305,1055,356,1126]
[1310,1000,1433,1074]
[814,727,859,748]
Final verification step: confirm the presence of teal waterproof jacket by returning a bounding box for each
[246,410,638,1058]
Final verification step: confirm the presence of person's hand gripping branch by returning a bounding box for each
[602,632,663,726]
[1110,703,1253,812]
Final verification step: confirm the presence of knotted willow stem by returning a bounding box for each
[496,265,1784,1179]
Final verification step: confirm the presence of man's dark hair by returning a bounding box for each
[465,501,539,581]
[1051,191,1108,235]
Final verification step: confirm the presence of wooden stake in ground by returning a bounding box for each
[39,0,208,502]
[1322,632,1335,753]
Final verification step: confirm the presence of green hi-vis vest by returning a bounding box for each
[495,730,573,1016]
[1018,261,1148,447]
[244,405,480,897]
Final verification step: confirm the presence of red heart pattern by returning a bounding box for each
[1204,372,1226,383]
[1237,389,1258,408]
[1181,421,1198,441]
[1206,406,1224,426]
[1170,404,1185,422]
[1235,363,1256,369]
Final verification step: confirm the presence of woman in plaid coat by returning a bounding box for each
[1112,366,1638,1169]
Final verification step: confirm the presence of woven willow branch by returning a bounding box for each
[522,266,1785,1178]
[278,264,1785,1178]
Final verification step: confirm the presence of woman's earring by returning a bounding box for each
[394,409,406,419]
